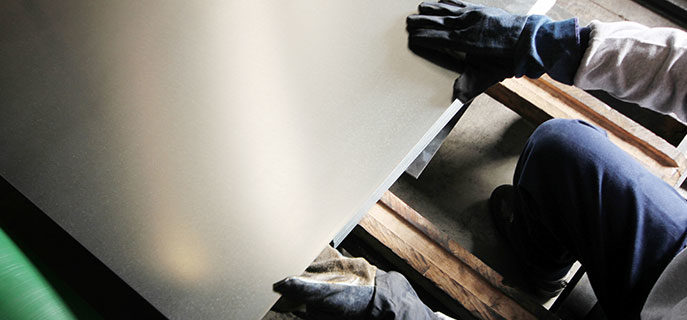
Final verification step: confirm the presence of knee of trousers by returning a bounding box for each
[519,119,609,175]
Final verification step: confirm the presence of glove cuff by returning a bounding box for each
[370,270,440,320]
[514,16,588,85]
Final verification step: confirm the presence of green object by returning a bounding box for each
[0,228,77,320]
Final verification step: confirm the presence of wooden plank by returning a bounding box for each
[485,76,687,186]
[535,75,686,169]
[358,212,503,320]
[358,191,559,320]
[378,192,547,314]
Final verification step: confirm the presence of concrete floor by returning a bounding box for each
[390,95,534,285]
[265,1,684,319]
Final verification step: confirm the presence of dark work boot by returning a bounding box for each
[489,184,568,300]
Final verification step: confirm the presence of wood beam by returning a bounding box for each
[357,191,559,320]
[486,76,687,186]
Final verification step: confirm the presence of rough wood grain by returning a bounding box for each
[358,191,559,320]
[485,76,687,186]
[536,75,685,168]
[378,192,547,315]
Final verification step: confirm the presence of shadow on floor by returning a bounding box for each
[390,96,538,294]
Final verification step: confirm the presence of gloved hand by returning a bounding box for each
[407,0,589,102]
[273,245,451,320]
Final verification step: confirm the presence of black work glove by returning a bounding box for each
[273,246,451,320]
[407,0,588,102]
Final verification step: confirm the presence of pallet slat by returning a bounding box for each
[358,191,559,320]
[486,76,687,186]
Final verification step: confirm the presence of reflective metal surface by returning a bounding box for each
[0,0,536,319]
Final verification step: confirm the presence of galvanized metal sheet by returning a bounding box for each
[0,0,535,318]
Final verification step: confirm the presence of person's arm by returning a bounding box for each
[574,21,687,123]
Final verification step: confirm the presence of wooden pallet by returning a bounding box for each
[356,191,558,320]
[486,75,687,187]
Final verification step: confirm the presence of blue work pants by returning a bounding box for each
[511,119,687,318]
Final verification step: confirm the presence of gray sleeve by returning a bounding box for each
[641,249,687,320]
[573,21,687,123]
